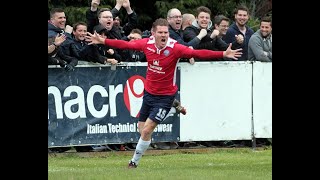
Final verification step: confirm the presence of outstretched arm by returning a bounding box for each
[179,43,242,60]
[86,31,144,51]
[86,31,106,45]
[222,43,243,60]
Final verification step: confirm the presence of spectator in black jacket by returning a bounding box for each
[93,24,121,64]
[182,13,195,30]
[113,16,124,33]
[167,8,207,64]
[86,0,137,37]
[167,8,207,49]
[71,22,112,64]
[183,6,242,61]
[122,28,146,62]
[86,0,138,61]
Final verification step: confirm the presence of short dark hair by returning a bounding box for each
[234,4,249,15]
[196,6,212,17]
[130,28,142,35]
[261,16,272,27]
[214,15,230,25]
[98,8,111,18]
[152,18,169,32]
[73,22,87,32]
[114,16,121,22]
[50,8,64,18]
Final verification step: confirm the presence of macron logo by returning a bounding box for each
[147,47,155,53]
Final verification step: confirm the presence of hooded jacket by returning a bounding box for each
[183,20,241,61]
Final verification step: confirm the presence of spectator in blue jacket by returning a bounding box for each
[48,8,78,71]
[223,4,254,61]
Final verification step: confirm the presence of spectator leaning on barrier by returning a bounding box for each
[71,22,103,64]
[70,22,91,62]
[70,21,118,65]
[122,28,146,62]
[248,16,272,62]
[93,25,121,64]
[48,8,79,71]
[85,18,242,169]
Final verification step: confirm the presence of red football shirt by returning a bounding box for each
[104,37,223,95]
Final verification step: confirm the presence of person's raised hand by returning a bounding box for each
[210,29,220,39]
[86,31,105,45]
[122,0,131,9]
[197,29,207,39]
[65,25,73,34]
[235,34,244,44]
[91,0,100,8]
[54,34,66,46]
[116,0,124,9]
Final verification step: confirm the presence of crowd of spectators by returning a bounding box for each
[48,0,272,71]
